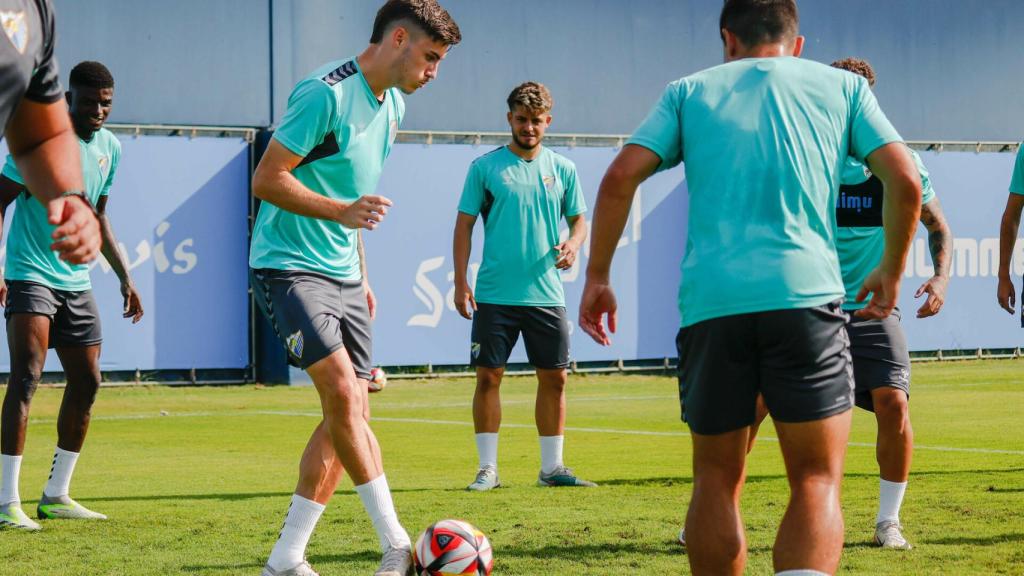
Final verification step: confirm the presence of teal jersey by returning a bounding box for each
[836,149,936,311]
[2,128,120,291]
[249,58,404,279]
[458,146,586,306]
[1011,143,1024,195]
[627,57,902,327]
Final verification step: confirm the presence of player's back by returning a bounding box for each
[631,56,900,326]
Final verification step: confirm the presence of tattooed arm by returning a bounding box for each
[914,197,953,318]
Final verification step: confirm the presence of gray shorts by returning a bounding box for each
[846,309,911,412]
[251,269,372,377]
[470,303,570,369]
[4,280,102,348]
[676,301,854,435]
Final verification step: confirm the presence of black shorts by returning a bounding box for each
[676,301,854,435]
[4,280,102,348]
[846,308,911,412]
[470,303,570,370]
[251,269,372,377]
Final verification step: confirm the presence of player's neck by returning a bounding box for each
[508,141,543,161]
[357,49,391,100]
[74,125,97,142]
[731,43,794,61]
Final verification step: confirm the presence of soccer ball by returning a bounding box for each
[367,367,387,393]
[413,519,493,576]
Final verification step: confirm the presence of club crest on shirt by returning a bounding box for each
[98,155,108,172]
[0,11,28,55]
[543,175,557,190]
[863,166,873,179]
[287,330,304,359]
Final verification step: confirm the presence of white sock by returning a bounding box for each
[1,454,22,506]
[877,479,908,524]
[43,447,80,498]
[475,433,498,470]
[355,474,411,551]
[267,494,326,571]
[539,435,564,474]
[776,571,830,576]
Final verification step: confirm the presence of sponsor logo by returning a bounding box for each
[287,330,304,359]
[1,11,28,54]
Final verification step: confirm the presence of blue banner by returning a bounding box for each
[366,144,1023,366]
[0,135,251,372]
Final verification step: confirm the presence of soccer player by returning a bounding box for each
[578,1,923,574]
[736,58,954,551]
[997,142,1024,321]
[0,0,101,265]
[453,82,593,491]
[248,2,460,575]
[0,60,142,531]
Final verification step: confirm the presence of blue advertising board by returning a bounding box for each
[365,144,1023,366]
[0,135,251,372]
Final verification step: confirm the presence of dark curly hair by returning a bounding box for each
[507,82,553,114]
[69,61,114,90]
[370,0,461,46]
[831,57,876,87]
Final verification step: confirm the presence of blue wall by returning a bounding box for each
[53,0,1023,140]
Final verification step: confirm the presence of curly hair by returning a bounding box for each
[370,0,461,46]
[507,82,553,114]
[69,61,114,89]
[831,57,876,87]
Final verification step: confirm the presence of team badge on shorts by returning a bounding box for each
[471,342,481,360]
[286,330,304,359]
[0,11,28,54]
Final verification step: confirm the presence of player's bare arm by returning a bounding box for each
[914,197,952,318]
[579,144,661,345]
[6,98,100,264]
[95,195,143,323]
[855,142,923,320]
[357,229,376,320]
[452,211,477,320]
[997,193,1024,314]
[253,138,393,230]
[554,214,587,270]
[0,175,25,307]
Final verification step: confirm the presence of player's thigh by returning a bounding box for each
[521,306,570,370]
[757,301,854,425]
[50,289,102,349]
[4,281,57,368]
[676,314,760,436]
[470,303,521,369]
[847,310,911,412]
[251,269,345,370]
[337,279,373,381]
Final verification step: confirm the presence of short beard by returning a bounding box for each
[512,132,541,151]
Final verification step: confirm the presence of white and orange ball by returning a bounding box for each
[367,367,387,393]
[413,519,493,576]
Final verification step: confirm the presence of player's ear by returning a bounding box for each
[791,35,805,58]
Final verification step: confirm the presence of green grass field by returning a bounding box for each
[1,360,1022,575]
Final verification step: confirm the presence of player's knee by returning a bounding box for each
[66,376,101,408]
[873,389,909,423]
[476,369,503,390]
[321,377,364,417]
[7,367,43,405]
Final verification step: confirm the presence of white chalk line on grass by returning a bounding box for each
[27,409,1024,456]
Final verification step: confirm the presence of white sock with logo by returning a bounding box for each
[539,435,564,474]
[877,479,908,524]
[475,433,498,470]
[1,454,22,506]
[267,494,326,571]
[43,447,80,498]
[355,474,410,551]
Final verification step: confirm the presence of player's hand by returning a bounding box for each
[997,275,1017,315]
[48,195,101,264]
[454,282,476,320]
[364,281,377,321]
[337,195,392,230]
[121,282,144,324]
[914,275,948,318]
[554,239,581,270]
[0,283,7,308]
[854,266,900,320]
[579,280,617,346]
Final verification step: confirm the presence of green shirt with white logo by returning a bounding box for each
[627,57,902,327]
[2,127,120,291]
[836,149,936,311]
[458,146,586,306]
[250,58,404,279]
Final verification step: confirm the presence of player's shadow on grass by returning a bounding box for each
[74,487,433,503]
[923,532,1024,547]
[500,541,680,560]
[598,474,789,487]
